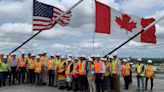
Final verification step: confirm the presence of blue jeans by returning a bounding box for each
[137,76,144,89]
[0,72,7,86]
[36,73,42,85]
[0,72,3,86]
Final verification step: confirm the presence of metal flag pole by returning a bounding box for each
[104,16,164,57]
[92,0,95,54]
[9,0,83,55]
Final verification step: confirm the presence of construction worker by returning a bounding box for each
[0,53,4,63]
[41,51,48,86]
[8,52,19,86]
[65,58,73,90]
[27,53,36,86]
[47,54,55,86]
[135,58,145,91]
[110,52,121,92]
[127,58,133,84]
[18,51,26,84]
[108,55,114,92]
[0,56,8,87]
[145,60,156,92]
[103,58,109,90]
[95,55,105,92]
[73,57,79,91]
[26,53,31,84]
[87,57,96,92]
[121,59,130,90]
[53,53,61,87]
[38,52,42,58]
[35,56,42,86]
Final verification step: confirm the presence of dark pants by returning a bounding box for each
[36,73,42,85]
[129,71,132,83]
[26,71,30,83]
[79,75,86,91]
[74,77,79,89]
[109,75,114,90]
[96,73,105,92]
[9,67,16,85]
[19,67,25,83]
[48,70,54,86]
[145,77,153,90]
[0,72,7,86]
[124,76,129,89]
[29,69,35,84]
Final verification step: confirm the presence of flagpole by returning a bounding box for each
[92,0,95,54]
[104,16,164,57]
[9,0,84,55]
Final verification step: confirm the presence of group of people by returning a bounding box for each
[0,51,156,92]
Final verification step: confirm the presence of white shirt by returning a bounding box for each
[148,66,156,71]
[96,60,105,73]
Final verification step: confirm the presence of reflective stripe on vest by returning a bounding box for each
[65,63,73,76]
[104,64,109,76]
[135,63,145,76]
[35,61,42,73]
[0,62,8,72]
[10,57,18,67]
[29,59,36,69]
[41,56,48,66]
[57,61,65,73]
[146,65,154,78]
[79,60,86,75]
[54,59,61,70]
[112,59,120,74]
[73,64,78,76]
[122,64,130,76]
[48,60,54,70]
[19,57,26,67]
[95,61,103,74]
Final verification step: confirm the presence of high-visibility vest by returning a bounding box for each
[65,63,73,76]
[146,65,154,78]
[93,60,97,65]
[10,57,18,67]
[41,56,48,66]
[104,64,109,76]
[0,59,1,63]
[57,61,65,73]
[29,59,36,69]
[47,60,54,70]
[0,62,8,72]
[19,57,26,67]
[135,63,145,76]
[73,64,78,76]
[79,60,86,75]
[122,64,130,76]
[95,61,104,74]
[111,59,120,74]
[54,59,61,70]
[35,61,42,73]
[71,59,74,63]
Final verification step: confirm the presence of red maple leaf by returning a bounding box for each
[115,14,137,34]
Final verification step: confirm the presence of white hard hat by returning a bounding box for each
[43,51,46,53]
[96,54,101,58]
[50,54,54,56]
[39,52,42,54]
[21,51,25,54]
[123,59,127,62]
[3,56,7,59]
[88,58,93,62]
[75,54,79,57]
[60,55,64,59]
[91,54,95,57]
[67,58,71,61]
[74,57,78,60]
[36,56,40,59]
[101,58,107,61]
[12,52,16,55]
[56,53,61,56]
[127,58,130,61]
[113,52,117,56]
[137,58,142,61]
[108,55,113,59]
[147,60,152,63]
[81,55,85,58]
[68,54,72,57]
[31,53,35,56]
[25,55,28,57]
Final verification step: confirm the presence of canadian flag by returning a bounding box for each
[95,1,156,44]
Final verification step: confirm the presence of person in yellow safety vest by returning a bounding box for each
[0,56,8,87]
[65,58,73,91]
[145,60,156,92]
[18,51,26,84]
[110,52,121,92]
[57,55,66,90]
[47,54,55,86]
[103,58,109,90]
[121,59,130,90]
[0,53,4,63]
[94,55,105,92]
[35,56,42,86]
[73,57,80,91]
[53,53,61,87]
[127,58,133,84]
[108,55,114,92]
[27,53,36,86]
[135,58,145,91]
[40,51,48,86]
[8,52,19,86]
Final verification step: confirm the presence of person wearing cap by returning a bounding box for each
[57,55,67,90]
[17,52,26,84]
[127,58,133,84]
[94,55,105,92]
[110,52,121,92]
[8,52,19,86]
[72,57,80,91]
[121,59,130,90]
[40,51,48,86]
[38,52,42,58]
[27,53,36,86]
[145,60,156,92]
[53,53,61,87]
[65,58,73,90]
[0,56,8,87]
[35,56,43,87]
[135,58,145,91]
[87,58,96,92]
[108,55,114,92]
[103,58,109,90]
[0,53,4,63]
[47,54,55,86]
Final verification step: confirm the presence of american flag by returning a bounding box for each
[33,0,72,31]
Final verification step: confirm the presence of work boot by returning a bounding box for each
[142,89,145,92]
[67,87,72,91]
[136,89,140,91]
[145,87,147,90]
[29,84,32,86]
[150,89,152,92]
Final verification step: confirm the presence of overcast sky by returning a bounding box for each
[0,0,164,58]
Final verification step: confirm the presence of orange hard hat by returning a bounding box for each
[0,53,4,56]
